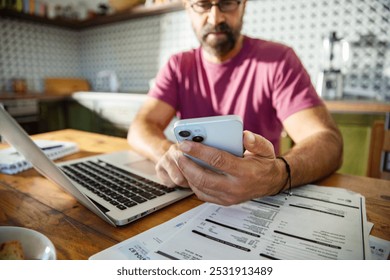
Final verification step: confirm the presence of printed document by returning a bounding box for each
[151,185,369,260]
[89,204,207,260]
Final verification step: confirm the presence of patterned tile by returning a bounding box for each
[0,0,389,98]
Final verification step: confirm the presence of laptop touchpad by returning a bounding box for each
[125,160,156,176]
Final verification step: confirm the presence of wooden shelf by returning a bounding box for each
[0,2,183,30]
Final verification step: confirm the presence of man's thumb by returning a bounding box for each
[243,130,275,158]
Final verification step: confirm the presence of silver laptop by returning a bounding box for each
[0,105,192,226]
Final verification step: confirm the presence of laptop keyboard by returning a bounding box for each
[60,160,175,211]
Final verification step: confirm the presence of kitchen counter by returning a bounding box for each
[324,99,390,114]
[0,92,69,101]
[1,91,388,178]
[2,91,389,113]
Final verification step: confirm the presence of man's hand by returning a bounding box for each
[155,130,287,205]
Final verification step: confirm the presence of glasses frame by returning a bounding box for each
[190,1,242,14]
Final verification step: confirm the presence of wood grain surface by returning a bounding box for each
[1,129,389,259]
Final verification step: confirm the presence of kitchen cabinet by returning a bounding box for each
[39,99,67,132]
[67,92,149,137]
[332,113,385,177]
[281,112,386,177]
[66,99,98,133]
[66,98,131,137]
[0,2,183,30]
[0,93,68,134]
[0,97,40,135]
[281,100,389,178]
[325,100,390,178]
[0,92,149,137]
[67,92,177,139]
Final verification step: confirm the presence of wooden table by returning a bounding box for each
[1,129,389,260]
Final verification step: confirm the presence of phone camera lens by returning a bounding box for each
[179,130,191,138]
[192,135,204,142]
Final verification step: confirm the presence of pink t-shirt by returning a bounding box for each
[149,36,323,153]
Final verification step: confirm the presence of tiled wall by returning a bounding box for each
[0,0,389,98]
[0,18,81,92]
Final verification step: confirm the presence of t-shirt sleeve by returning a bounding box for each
[272,48,323,122]
[148,55,179,110]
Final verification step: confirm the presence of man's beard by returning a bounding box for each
[198,22,241,58]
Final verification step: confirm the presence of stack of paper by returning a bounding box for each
[0,140,79,174]
[90,184,390,260]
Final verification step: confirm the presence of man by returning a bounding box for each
[127,0,343,205]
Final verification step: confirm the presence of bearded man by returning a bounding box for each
[127,0,343,205]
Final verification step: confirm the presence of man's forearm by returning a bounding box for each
[283,130,343,188]
[127,98,176,163]
[127,119,173,163]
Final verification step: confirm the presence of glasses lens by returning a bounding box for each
[193,2,211,13]
[219,1,239,12]
[192,1,240,13]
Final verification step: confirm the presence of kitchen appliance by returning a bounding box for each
[317,32,350,99]
[96,70,120,92]
[0,99,39,139]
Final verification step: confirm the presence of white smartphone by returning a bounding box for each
[173,115,244,170]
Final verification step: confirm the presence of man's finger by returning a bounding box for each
[243,130,275,158]
[178,140,240,173]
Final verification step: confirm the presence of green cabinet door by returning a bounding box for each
[39,100,66,132]
[331,113,385,176]
[66,100,97,132]
[280,113,386,177]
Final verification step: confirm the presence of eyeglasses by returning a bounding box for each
[190,1,242,14]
